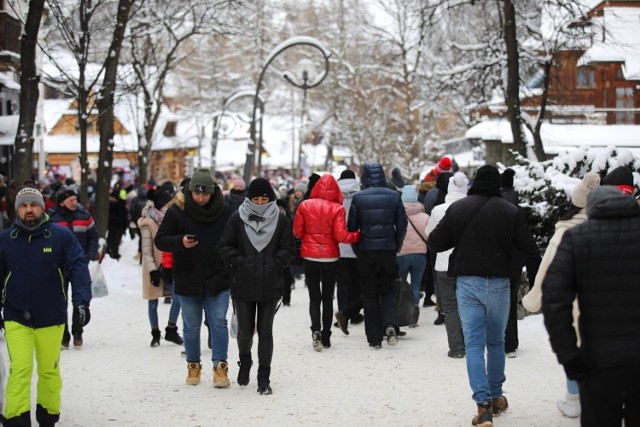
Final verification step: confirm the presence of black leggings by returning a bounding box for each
[235,299,279,368]
[304,260,338,333]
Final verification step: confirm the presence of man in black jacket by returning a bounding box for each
[428,165,540,427]
[542,185,640,427]
[155,168,233,388]
[347,163,407,349]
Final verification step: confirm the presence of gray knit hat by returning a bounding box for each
[15,186,45,211]
[188,168,215,194]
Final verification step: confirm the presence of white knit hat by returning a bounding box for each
[448,172,469,194]
[572,172,600,208]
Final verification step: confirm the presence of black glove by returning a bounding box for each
[73,305,91,327]
[150,270,161,287]
[159,266,173,284]
[562,354,591,381]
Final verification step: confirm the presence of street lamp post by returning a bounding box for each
[243,36,331,184]
[211,89,263,173]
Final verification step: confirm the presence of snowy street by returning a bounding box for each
[2,236,579,426]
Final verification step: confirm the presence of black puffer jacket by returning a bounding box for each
[218,211,296,301]
[347,163,407,251]
[428,194,540,281]
[542,186,640,370]
[154,191,232,297]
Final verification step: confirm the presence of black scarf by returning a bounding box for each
[184,186,225,223]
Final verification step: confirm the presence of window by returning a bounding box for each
[615,87,634,124]
[576,67,595,88]
[602,90,608,108]
[163,121,177,137]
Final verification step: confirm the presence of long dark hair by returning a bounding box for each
[558,203,582,221]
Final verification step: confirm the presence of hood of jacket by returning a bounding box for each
[587,186,640,219]
[403,201,425,216]
[338,178,360,199]
[361,163,387,189]
[310,174,343,204]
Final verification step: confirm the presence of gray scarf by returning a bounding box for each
[238,199,279,253]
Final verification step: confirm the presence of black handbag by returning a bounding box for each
[395,277,419,327]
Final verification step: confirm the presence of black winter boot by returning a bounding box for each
[164,325,183,345]
[322,330,332,348]
[237,353,253,386]
[150,329,161,347]
[36,404,59,426]
[4,411,31,427]
[257,366,272,395]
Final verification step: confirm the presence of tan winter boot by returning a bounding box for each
[186,363,202,385]
[214,361,230,388]
[471,403,493,427]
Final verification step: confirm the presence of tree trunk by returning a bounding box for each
[94,0,135,238]
[13,0,45,185]
[503,0,527,160]
[532,60,551,161]
[78,0,91,204]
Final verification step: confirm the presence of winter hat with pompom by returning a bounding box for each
[435,156,452,175]
[572,172,600,208]
[448,172,469,195]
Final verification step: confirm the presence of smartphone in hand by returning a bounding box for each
[186,234,198,241]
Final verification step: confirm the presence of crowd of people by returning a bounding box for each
[0,160,639,427]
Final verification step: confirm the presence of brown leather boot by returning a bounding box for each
[491,395,509,416]
[471,403,493,427]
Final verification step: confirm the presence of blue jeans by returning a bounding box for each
[180,290,230,366]
[148,281,181,328]
[456,276,510,405]
[397,253,427,305]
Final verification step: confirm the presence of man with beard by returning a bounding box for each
[0,185,92,426]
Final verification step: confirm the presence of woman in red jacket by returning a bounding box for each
[293,174,360,351]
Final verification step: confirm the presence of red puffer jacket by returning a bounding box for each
[293,174,360,259]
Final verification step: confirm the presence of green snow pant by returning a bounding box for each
[4,321,64,424]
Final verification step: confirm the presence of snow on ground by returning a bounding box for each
[2,237,580,426]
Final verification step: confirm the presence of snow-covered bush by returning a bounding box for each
[503,145,640,249]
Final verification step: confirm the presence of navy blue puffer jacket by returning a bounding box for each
[347,163,407,251]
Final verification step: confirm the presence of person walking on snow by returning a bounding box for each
[0,186,92,427]
[542,184,640,427]
[48,185,98,349]
[293,174,360,351]
[138,188,183,348]
[347,163,407,349]
[219,178,296,395]
[396,184,429,324]
[428,165,541,427]
[154,168,233,388]
[522,171,600,418]
[425,171,469,359]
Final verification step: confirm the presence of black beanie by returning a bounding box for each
[153,191,173,210]
[602,166,633,187]
[57,186,78,204]
[247,177,276,201]
[469,165,501,197]
[339,169,356,180]
[500,168,515,188]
